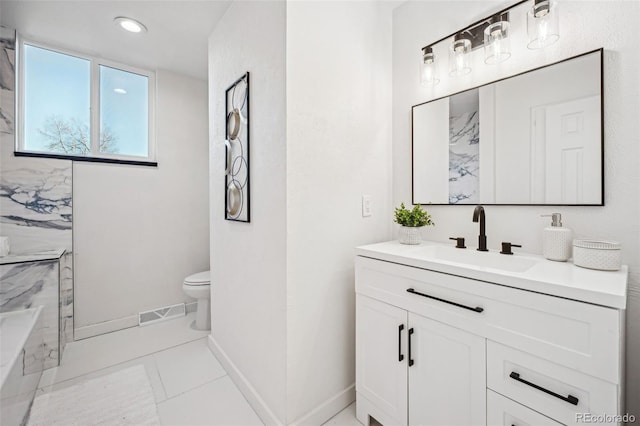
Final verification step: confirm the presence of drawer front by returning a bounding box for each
[487,341,618,426]
[355,256,621,383]
[487,390,562,426]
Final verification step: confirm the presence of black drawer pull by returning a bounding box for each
[509,372,579,406]
[398,324,404,362]
[408,327,415,367]
[406,288,484,313]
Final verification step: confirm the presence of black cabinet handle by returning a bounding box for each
[406,288,484,313]
[509,372,579,406]
[398,324,404,362]
[408,328,415,367]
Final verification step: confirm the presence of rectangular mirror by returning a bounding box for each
[412,49,603,205]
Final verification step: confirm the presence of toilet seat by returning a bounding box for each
[184,271,210,286]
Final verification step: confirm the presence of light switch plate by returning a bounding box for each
[362,195,372,217]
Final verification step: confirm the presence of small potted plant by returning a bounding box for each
[394,203,434,245]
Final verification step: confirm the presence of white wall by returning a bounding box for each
[286,1,393,423]
[392,0,640,415]
[74,69,210,335]
[208,1,288,424]
[207,1,393,423]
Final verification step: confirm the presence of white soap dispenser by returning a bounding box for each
[541,213,572,262]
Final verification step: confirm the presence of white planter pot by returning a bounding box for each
[399,226,422,245]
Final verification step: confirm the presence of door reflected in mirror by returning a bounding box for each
[412,49,603,205]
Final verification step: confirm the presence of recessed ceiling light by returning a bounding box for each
[114,88,127,94]
[114,17,147,34]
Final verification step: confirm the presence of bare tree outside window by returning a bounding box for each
[37,115,118,154]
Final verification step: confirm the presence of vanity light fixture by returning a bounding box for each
[419,0,562,83]
[484,14,511,64]
[449,33,472,76]
[114,17,147,34]
[420,46,440,86]
[527,0,559,49]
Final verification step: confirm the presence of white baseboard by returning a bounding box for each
[74,315,138,340]
[74,301,197,340]
[206,335,354,426]
[289,384,355,426]
[207,335,284,426]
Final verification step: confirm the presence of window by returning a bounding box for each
[18,40,156,165]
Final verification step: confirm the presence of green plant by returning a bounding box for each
[394,203,434,228]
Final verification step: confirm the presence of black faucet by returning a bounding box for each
[472,205,488,252]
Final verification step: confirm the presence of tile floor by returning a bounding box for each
[32,313,360,426]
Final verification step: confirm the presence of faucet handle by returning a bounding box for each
[500,242,522,255]
[449,237,466,249]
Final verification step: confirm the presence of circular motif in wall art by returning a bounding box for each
[227,109,241,141]
[226,180,243,218]
[231,155,248,189]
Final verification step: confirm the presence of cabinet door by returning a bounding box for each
[356,295,408,425]
[408,313,486,426]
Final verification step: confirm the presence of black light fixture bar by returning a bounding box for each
[465,12,510,50]
[421,0,527,51]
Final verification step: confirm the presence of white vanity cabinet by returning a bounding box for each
[356,296,485,426]
[355,241,627,426]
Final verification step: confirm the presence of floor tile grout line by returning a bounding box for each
[151,355,170,403]
[36,359,159,395]
[41,335,209,387]
[156,372,230,405]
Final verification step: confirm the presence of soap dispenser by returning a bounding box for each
[541,213,572,262]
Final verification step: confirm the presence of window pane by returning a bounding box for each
[99,66,148,157]
[24,44,91,154]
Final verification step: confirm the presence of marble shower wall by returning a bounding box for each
[0,26,74,347]
[59,252,73,351]
[0,259,60,368]
[0,27,14,134]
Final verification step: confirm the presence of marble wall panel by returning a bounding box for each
[60,252,73,347]
[0,260,60,368]
[0,308,44,426]
[0,26,15,135]
[0,25,74,354]
[0,165,73,252]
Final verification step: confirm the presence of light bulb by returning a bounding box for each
[449,35,471,76]
[484,19,510,65]
[527,0,559,49]
[420,46,439,86]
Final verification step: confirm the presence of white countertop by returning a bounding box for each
[0,249,66,265]
[356,240,628,309]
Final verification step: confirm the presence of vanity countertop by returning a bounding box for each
[356,240,628,309]
[0,249,66,266]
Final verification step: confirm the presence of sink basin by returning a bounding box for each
[414,245,538,273]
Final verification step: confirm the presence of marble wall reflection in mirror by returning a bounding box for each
[412,49,603,205]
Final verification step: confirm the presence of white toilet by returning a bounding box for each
[182,271,211,331]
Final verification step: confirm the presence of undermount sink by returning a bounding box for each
[414,245,538,273]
